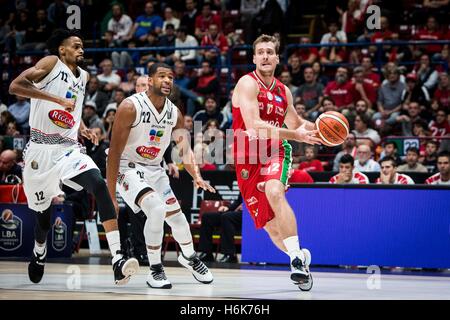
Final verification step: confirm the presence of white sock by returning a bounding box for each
[105,230,122,264]
[147,247,162,266]
[34,241,46,256]
[283,236,305,263]
[179,242,195,259]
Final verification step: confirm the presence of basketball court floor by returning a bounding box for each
[1,254,450,300]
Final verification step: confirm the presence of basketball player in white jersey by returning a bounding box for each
[107,63,215,288]
[8,29,139,285]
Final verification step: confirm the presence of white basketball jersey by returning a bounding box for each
[29,58,88,146]
[122,92,178,165]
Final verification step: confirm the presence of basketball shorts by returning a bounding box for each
[117,160,180,214]
[235,141,292,229]
[23,143,98,212]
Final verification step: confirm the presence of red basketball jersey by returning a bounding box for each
[232,71,289,163]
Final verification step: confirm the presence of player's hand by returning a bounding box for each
[167,163,179,179]
[59,98,76,112]
[80,127,99,145]
[194,177,216,193]
[295,123,322,145]
[218,206,229,212]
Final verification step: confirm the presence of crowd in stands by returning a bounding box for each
[0,0,449,188]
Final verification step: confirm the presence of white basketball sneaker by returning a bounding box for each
[146,263,172,289]
[178,253,214,284]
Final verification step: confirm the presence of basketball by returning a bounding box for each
[315,111,349,147]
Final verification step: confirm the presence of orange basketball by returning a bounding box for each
[315,111,349,147]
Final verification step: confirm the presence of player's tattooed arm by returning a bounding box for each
[173,107,215,193]
[106,99,136,213]
[8,55,75,111]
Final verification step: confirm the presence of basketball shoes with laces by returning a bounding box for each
[178,253,213,284]
[28,246,47,283]
[146,263,172,289]
[113,251,139,285]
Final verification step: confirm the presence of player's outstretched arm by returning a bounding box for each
[283,86,321,145]
[235,75,316,142]
[173,108,215,193]
[8,55,75,111]
[106,99,136,213]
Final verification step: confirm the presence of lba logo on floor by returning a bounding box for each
[0,209,23,251]
[52,217,67,251]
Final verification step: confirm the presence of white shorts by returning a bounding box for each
[23,143,98,212]
[117,160,180,214]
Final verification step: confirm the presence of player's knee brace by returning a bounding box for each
[34,207,52,243]
[139,192,166,247]
[165,211,192,244]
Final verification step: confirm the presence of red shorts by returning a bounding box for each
[235,142,292,229]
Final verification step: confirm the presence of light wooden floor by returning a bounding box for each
[1,261,450,299]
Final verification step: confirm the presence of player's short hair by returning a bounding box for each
[253,34,280,54]
[379,156,397,167]
[47,29,83,56]
[437,150,450,161]
[340,154,354,165]
[406,147,419,155]
[148,62,172,77]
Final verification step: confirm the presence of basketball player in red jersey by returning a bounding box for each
[232,34,321,290]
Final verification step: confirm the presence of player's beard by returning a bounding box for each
[154,84,171,97]
[75,56,85,67]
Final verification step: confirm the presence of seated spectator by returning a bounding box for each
[200,23,229,63]
[415,54,439,92]
[173,25,199,65]
[181,0,200,35]
[361,56,381,88]
[429,109,450,137]
[320,20,347,44]
[198,193,243,263]
[193,97,224,128]
[311,61,329,87]
[319,36,347,65]
[195,3,222,39]
[162,7,180,32]
[19,9,51,51]
[433,72,449,110]
[324,67,353,110]
[398,147,428,173]
[318,96,338,114]
[298,146,324,172]
[82,101,104,131]
[329,154,369,184]
[296,67,323,120]
[374,66,405,128]
[194,141,217,171]
[103,89,126,118]
[97,59,122,93]
[376,156,414,184]
[288,55,303,87]
[401,73,431,109]
[352,114,381,147]
[333,133,357,171]
[379,141,402,166]
[288,169,314,183]
[353,100,375,127]
[156,24,177,64]
[0,149,22,183]
[425,151,450,184]
[103,106,116,141]
[280,70,298,96]
[292,36,318,66]
[354,144,381,172]
[8,95,30,134]
[370,16,393,43]
[420,140,439,172]
[85,76,110,117]
[414,15,445,58]
[186,61,219,115]
[135,75,149,93]
[119,69,138,95]
[396,101,427,136]
[107,3,133,47]
[351,66,377,110]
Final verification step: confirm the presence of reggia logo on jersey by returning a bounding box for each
[136,146,161,160]
[48,110,75,129]
[149,129,164,144]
